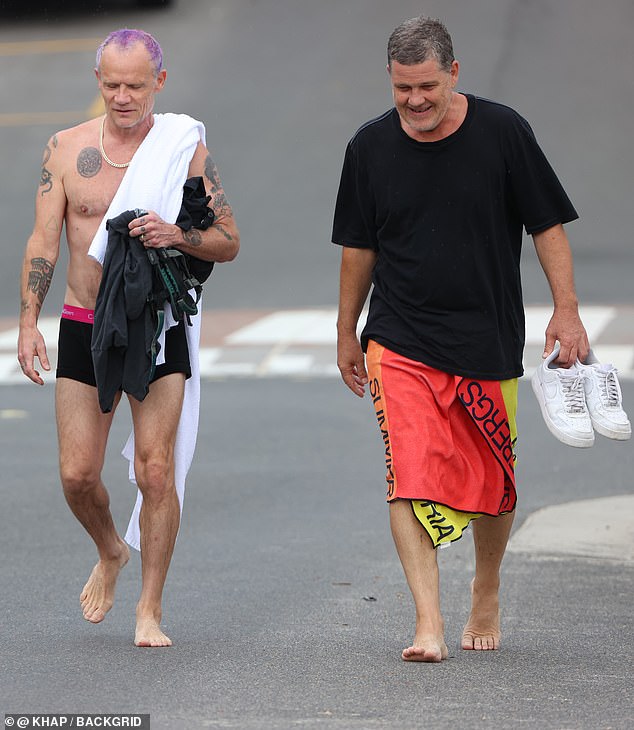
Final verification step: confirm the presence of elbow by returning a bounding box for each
[227,236,240,262]
[218,230,240,263]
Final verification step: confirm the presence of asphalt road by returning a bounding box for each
[1,1,633,729]
[1,379,633,729]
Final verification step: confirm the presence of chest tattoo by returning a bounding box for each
[77,147,102,178]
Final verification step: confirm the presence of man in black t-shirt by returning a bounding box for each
[332,16,589,662]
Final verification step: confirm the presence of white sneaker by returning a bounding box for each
[531,345,594,448]
[577,350,631,441]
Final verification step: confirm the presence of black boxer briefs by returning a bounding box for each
[56,316,191,387]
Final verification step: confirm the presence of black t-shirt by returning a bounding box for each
[331,94,578,379]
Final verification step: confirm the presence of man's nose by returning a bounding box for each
[114,85,131,103]
[409,89,427,106]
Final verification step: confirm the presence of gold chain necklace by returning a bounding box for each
[99,116,131,169]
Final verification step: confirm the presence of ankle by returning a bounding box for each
[415,612,444,634]
[472,575,500,594]
[136,602,162,622]
[99,540,128,564]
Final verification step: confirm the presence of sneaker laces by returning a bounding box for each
[598,368,621,407]
[559,371,587,413]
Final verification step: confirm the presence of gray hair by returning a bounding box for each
[387,16,455,71]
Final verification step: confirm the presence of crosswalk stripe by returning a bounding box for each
[523,306,616,344]
[2,307,633,382]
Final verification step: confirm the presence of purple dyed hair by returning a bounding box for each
[96,29,163,76]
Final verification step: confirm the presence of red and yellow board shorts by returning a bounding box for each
[366,340,517,548]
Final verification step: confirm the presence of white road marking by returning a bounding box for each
[0,409,29,419]
[1,307,632,382]
[226,309,356,345]
[524,305,615,344]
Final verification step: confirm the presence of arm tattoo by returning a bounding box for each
[40,166,53,196]
[216,225,234,242]
[203,154,219,188]
[77,147,102,178]
[39,139,56,195]
[183,228,202,247]
[27,257,54,307]
[204,154,232,216]
[45,215,60,232]
[212,190,231,215]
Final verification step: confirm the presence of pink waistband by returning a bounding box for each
[62,304,94,324]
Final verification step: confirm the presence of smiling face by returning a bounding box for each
[96,41,166,130]
[389,57,459,142]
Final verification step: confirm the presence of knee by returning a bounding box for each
[60,462,101,499]
[134,455,174,501]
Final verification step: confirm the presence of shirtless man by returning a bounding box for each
[18,29,239,647]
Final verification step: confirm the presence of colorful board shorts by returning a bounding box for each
[56,304,191,387]
[366,340,518,548]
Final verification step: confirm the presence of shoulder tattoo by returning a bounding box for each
[27,257,54,307]
[77,147,102,178]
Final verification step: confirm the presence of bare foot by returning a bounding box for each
[461,579,501,650]
[135,615,172,647]
[402,635,449,663]
[80,541,130,623]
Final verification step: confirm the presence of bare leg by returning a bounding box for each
[128,373,185,647]
[390,500,448,662]
[462,511,515,650]
[56,379,128,623]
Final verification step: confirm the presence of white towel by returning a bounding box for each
[88,112,205,551]
[88,113,205,264]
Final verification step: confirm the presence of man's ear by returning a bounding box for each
[450,59,460,87]
[155,68,167,92]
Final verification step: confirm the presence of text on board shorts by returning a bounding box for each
[366,340,518,547]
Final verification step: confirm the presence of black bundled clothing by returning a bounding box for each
[175,176,216,283]
[91,209,156,413]
[91,176,215,413]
